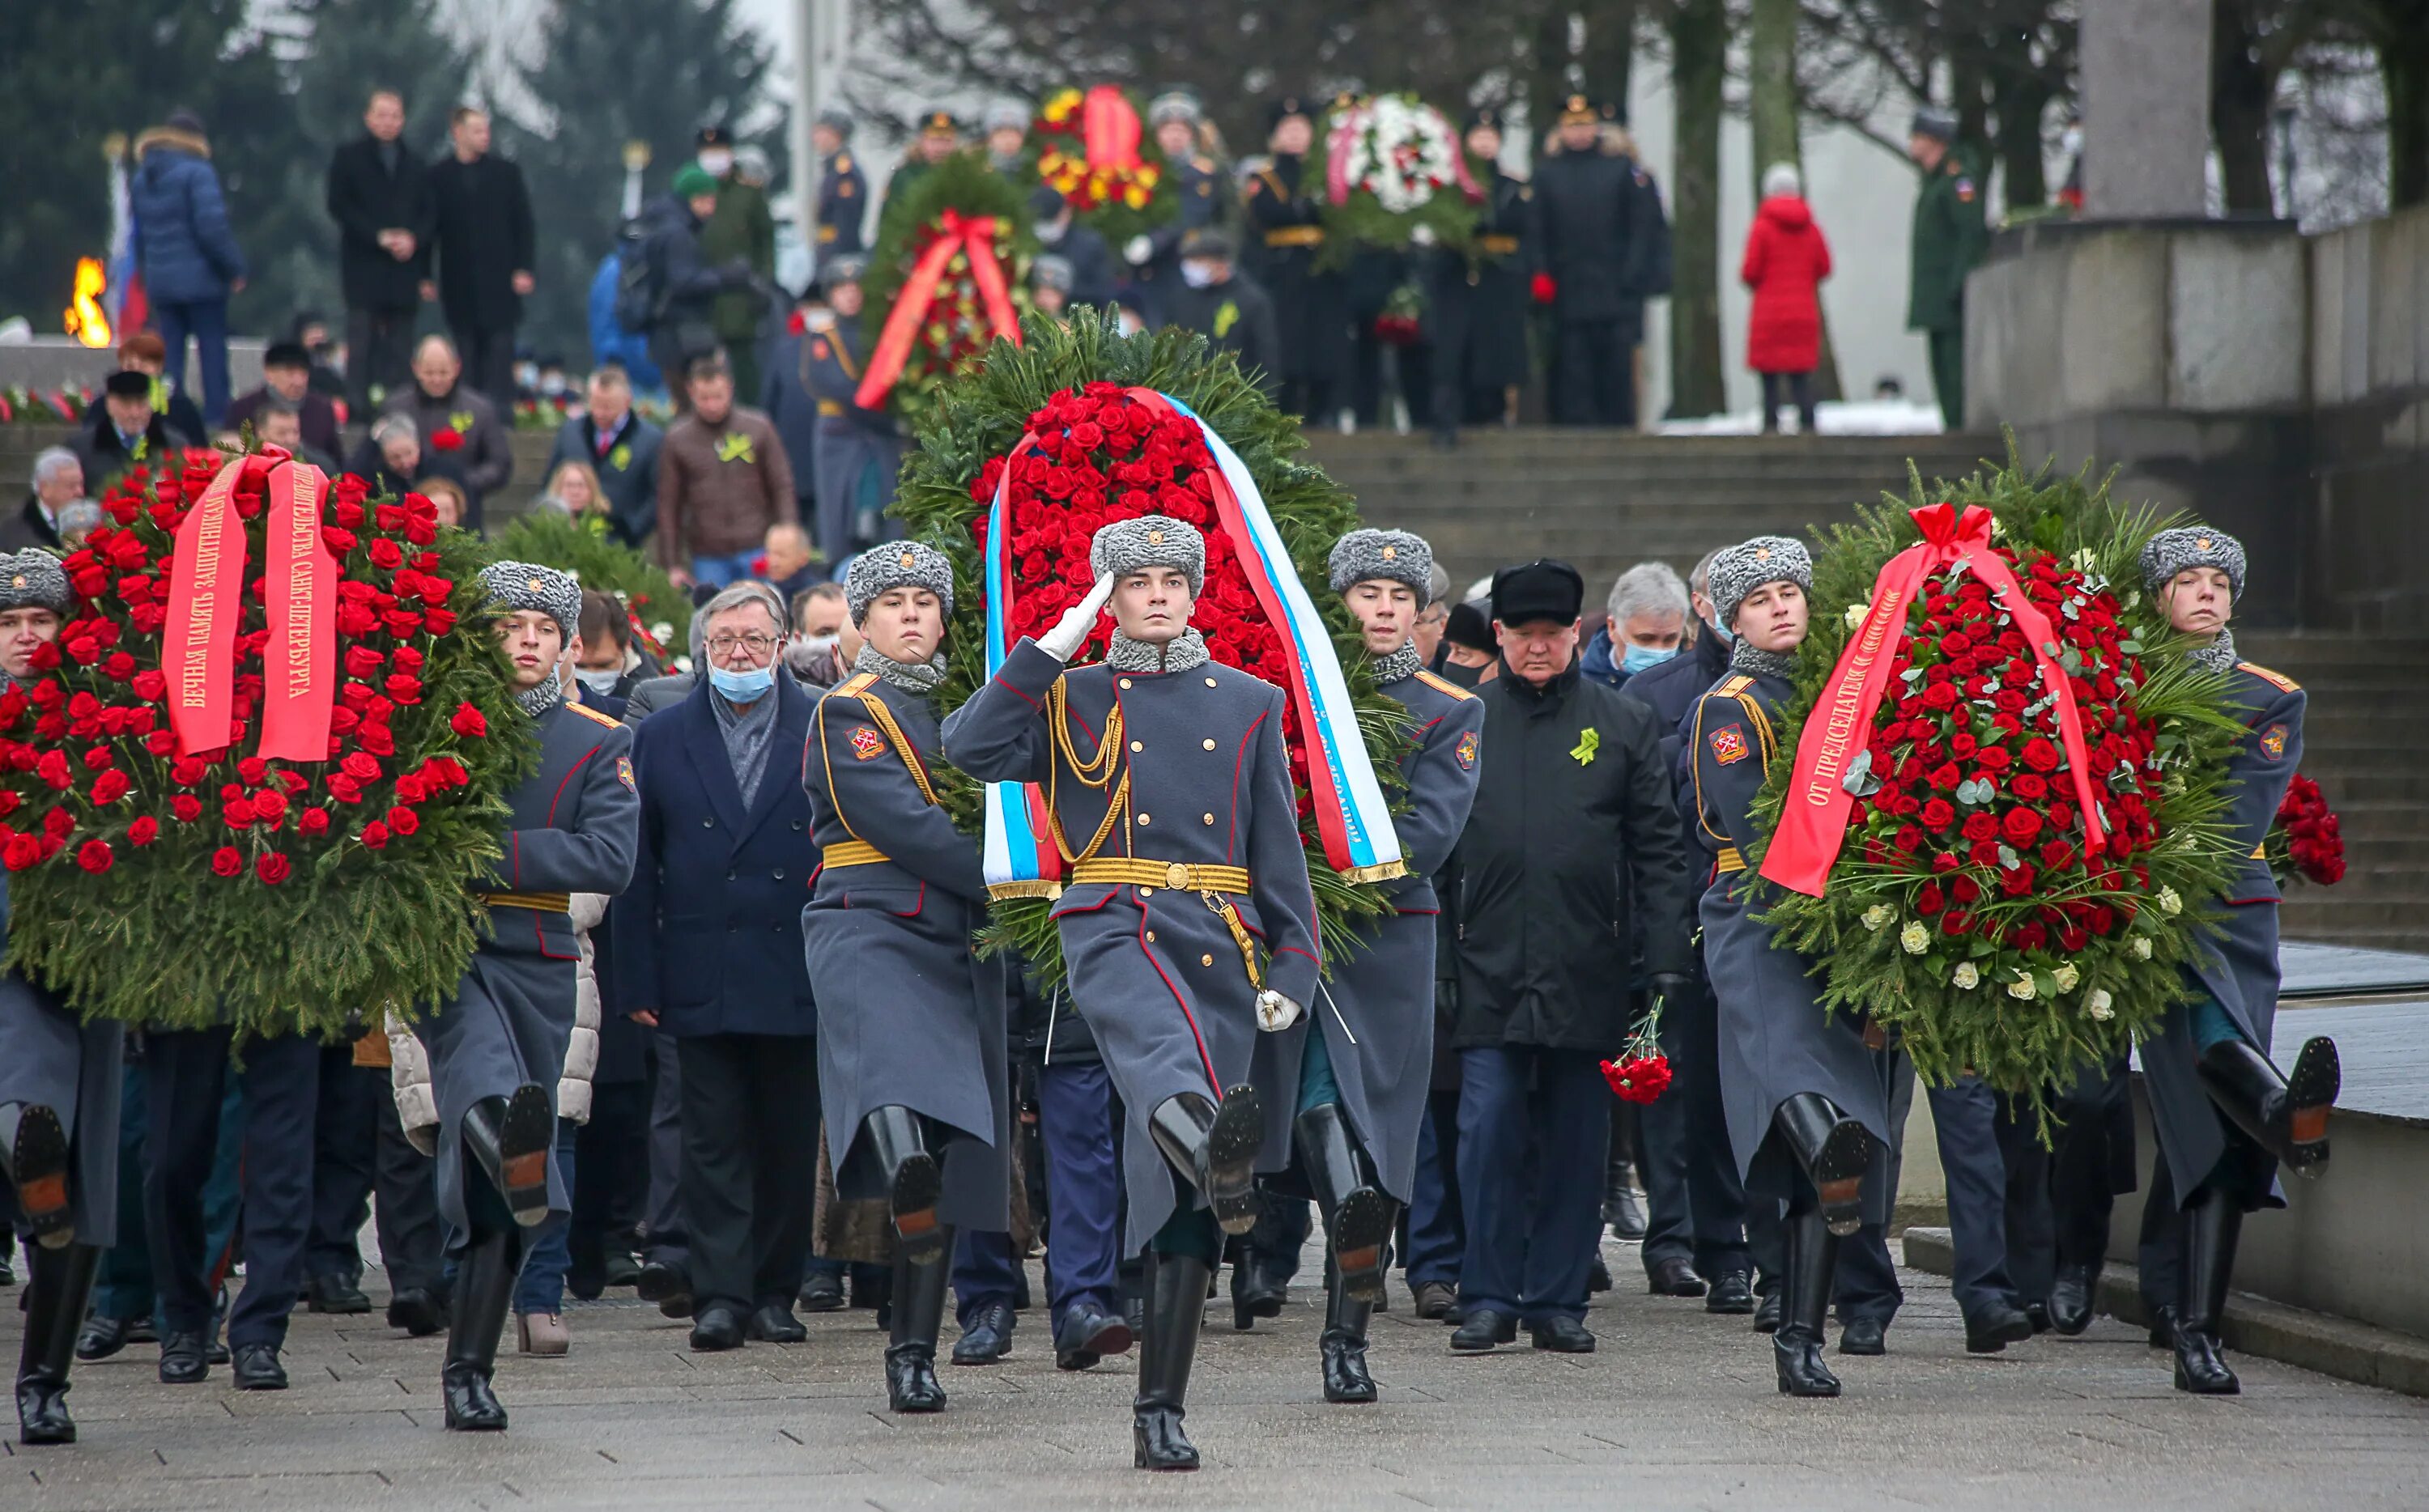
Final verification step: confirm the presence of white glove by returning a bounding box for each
[1410,223,1437,248]
[1037,571,1114,661]
[1123,234,1155,267]
[1255,989,1304,1033]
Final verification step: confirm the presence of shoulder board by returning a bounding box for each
[1716,674,1755,696]
[1411,668,1478,702]
[568,700,620,729]
[837,672,880,695]
[2238,661,2300,694]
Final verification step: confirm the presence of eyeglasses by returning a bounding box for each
[707,632,780,656]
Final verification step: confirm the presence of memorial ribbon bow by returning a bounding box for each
[853,210,1023,410]
[160,447,339,763]
[1759,502,2108,897]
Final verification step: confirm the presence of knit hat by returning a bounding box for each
[845,541,955,626]
[2139,525,2247,604]
[479,560,582,640]
[1708,535,1813,631]
[0,551,72,614]
[671,164,717,199]
[1091,515,1205,596]
[1329,529,1435,605]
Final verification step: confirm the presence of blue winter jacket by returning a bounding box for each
[588,252,664,394]
[128,127,246,304]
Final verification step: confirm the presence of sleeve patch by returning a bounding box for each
[1454,730,1478,771]
[849,725,887,761]
[1955,177,1976,202]
[615,754,637,792]
[2260,724,2288,761]
[1709,724,1750,765]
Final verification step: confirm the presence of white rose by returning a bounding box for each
[2007,972,2037,1000]
[2157,886,2183,916]
[2131,936,2154,960]
[1844,601,1871,630]
[1861,903,1895,932]
[2087,988,2116,1021]
[1952,962,1980,990]
[2052,963,2080,992]
[1899,920,1932,955]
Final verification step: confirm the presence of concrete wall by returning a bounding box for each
[2303,207,2429,632]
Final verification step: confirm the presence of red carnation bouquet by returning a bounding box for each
[1601,997,1672,1106]
[2266,772,2345,886]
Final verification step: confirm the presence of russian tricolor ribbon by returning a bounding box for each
[1759,502,2109,897]
[854,210,1022,411]
[978,390,1404,896]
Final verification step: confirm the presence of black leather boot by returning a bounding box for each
[861,1105,947,1265]
[1134,1251,1210,1470]
[461,1087,555,1227]
[1771,1094,1875,1237]
[1295,1103,1394,1306]
[1147,1088,1264,1236]
[443,1227,519,1430]
[1320,1268,1377,1404]
[2172,1187,2243,1395]
[2196,1035,2338,1174]
[2,1102,75,1249]
[2048,1261,2100,1336]
[17,1242,100,1445]
[1773,1208,1842,1398]
[1228,1251,1287,1331]
[886,1226,952,1412]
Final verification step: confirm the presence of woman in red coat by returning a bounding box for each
[1740,164,1832,433]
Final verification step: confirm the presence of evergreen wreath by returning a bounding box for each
[861,151,1037,426]
[0,448,530,1038]
[1308,94,1481,270]
[1744,444,2248,1118]
[490,509,690,662]
[889,308,1410,984]
[1026,85,1176,248]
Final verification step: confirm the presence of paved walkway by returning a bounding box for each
[10,1238,2427,1511]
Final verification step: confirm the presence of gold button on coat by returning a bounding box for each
[1137,813,1150,825]
[1121,677,1133,689]
[1202,953,1215,966]
[1202,738,1216,750]
[1202,813,1214,825]
[1146,930,1156,942]
[1130,740,1142,751]
[1204,677,1218,687]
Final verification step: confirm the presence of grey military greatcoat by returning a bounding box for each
[801,669,1010,1233]
[943,639,1322,1255]
[0,898,121,1247]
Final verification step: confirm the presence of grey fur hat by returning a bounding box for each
[846,540,955,625]
[985,102,1030,134]
[1091,515,1205,595]
[1031,253,1074,294]
[2138,525,2246,603]
[1328,528,1435,605]
[1147,91,1202,128]
[1708,535,1813,631]
[0,551,72,614]
[479,560,582,639]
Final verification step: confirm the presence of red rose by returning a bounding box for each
[385,673,424,706]
[423,607,457,635]
[1950,875,1983,905]
[1920,798,1957,831]
[388,805,420,836]
[1916,882,1947,915]
[1974,745,2012,771]
[2,834,45,871]
[253,789,291,824]
[359,821,390,850]
[341,751,382,783]
[211,846,244,878]
[2001,806,2044,845]
[1940,910,1973,937]
[450,702,487,738]
[74,838,113,873]
[35,750,70,790]
[370,538,405,570]
[2021,737,2061,773]
[256,852,292,885]
[359,723,397,756]
[131,669,168,702]
[90,770,130,805]
[127,816,160,847]
[223,796,257,828]
[298,806,332,837]
[429,427,465,452]
[321,527,359,553]
[345,646,385,678]
[325,773,364,804]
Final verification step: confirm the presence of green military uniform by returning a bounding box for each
[700,170,775,401]
[1907,146,1988,430]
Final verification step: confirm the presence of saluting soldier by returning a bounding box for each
[800,542,1010,1416]
[1302,529,1483,1404]
[1905,105,1988,430]
[1242,97,1350,425]
[415,563,638,1433]
[1425,108,1531,448]
[1689,537,1888,1399]
[0,553,120,1447]
[944,516,1320,1472]
[2133,528,2338,1396]
[811,108,868,260]
[696,124,775,403]
[796,255,900,563]
[1125,91,1228,323]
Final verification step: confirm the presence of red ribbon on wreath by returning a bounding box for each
[1081,85,1142,172]
[160,447,338,762]
[854,210,1023,410]
[1760,502,2108,897]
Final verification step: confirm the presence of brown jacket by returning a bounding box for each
[655,406,797,567]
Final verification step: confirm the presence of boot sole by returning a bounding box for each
[1204,1086,1265,1236]
[11,1105,75,1249]
[888,1149,947,1264]
[498,1085,555,1227]
[1331,1187,1396,1304]
[2285,1037,2339,1167]
[1810,1119,1874,1238]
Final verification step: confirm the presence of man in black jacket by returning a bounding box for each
[1530,97,1660,427]
[1445,559,1694,1355]
[326,89,436,413]
[1159,230,1281,400]
[424,108,535,405]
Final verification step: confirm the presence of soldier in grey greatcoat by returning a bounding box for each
[1300,529,1482,1404]
[800,256,901,562]
[800,542,1010,1415]
[413,562,637,1433]
[0,552,121,1446]
[1689,537,1888,1399]
[944,514,1320,1472]
[2133,527,2338,1396]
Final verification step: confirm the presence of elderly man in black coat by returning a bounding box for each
[326,88,436,413]
[1445,559,1694,1356]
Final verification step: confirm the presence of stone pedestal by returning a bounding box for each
[2080,0,2212,218]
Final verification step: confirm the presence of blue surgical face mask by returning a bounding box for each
[1620,643,1679,674]
[708,663,776,701]
[1705,615,1734,645]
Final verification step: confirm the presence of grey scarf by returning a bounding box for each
[2187,628,2237,674]
[517,680,565,718]
[853,642,946,694]
[1373,643,1423,686]
[1104,629,1210,674]
[712,682,781,809]
[1730,639,1800,682]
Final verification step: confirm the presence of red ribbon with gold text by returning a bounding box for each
[853,210,1022,410]
[162,448,338,762]
[1759,502,2109,897]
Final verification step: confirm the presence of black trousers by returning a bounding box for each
[676,1032,819,1314]
[143,1028,320,1348]
[449,321,517,407]
[643,1030,687,1268]
[1993,1089,2057,1303]
[305,1047,381,1283]
[1759,371,1817,432]
[572,1079,650,1267]
[345,303,418,412]
[373,1086,447,1295]
[1552,316,1635,427]
[2052,1056,2133,1268]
